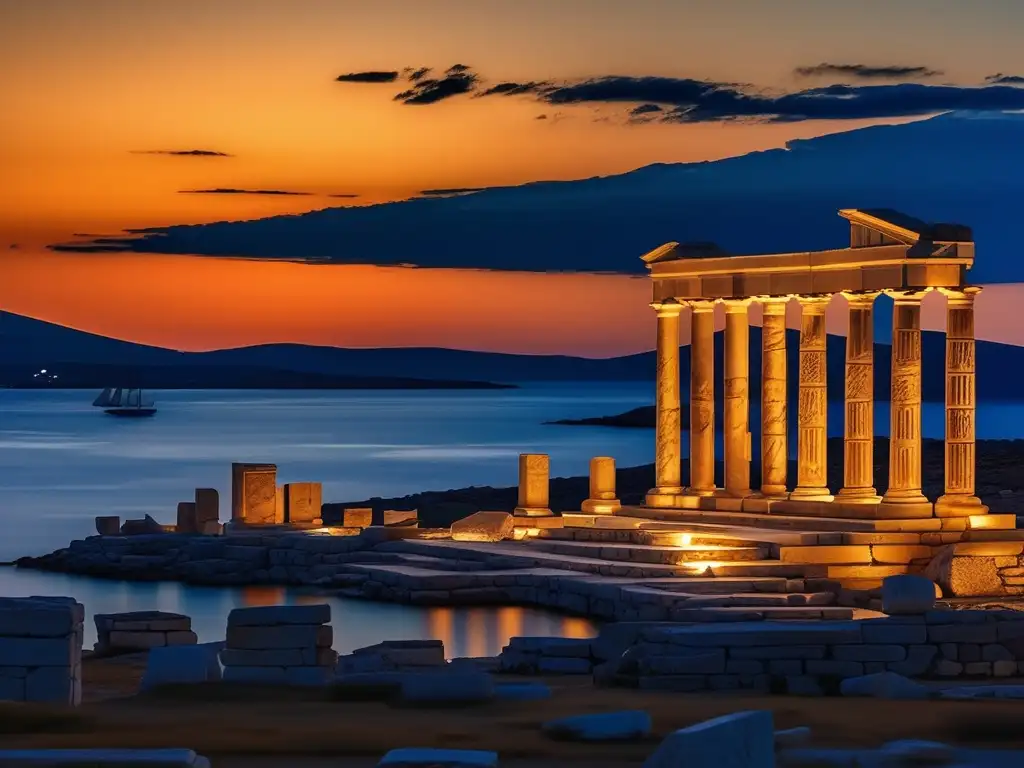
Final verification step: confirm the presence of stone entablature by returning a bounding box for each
[642,208,985,521]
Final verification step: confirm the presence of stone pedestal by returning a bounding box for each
[882,292,929,509]
[176,502,198,533]
[194,488,220,529]
[230,463,280,525]
[514,454,552,517]
[689,300,717,495]
[646,301,684,506]
[936,288,988,518]
[723,300,752,497]
[582,456,621,514]
[837,293,880,502]
[759,298,788,498]
[791,297,833,501]
[283,482,323,525]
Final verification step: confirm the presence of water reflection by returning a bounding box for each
[0,568,597,657]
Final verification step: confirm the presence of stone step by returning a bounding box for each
[770,500,935,520]
[667,605,854,622]
[665,592,837,608]
[824,563,913,580]
[536,526,769,549]
[621,576,796,594]
[526,539,769,566]
[562,513,831,545]
[776,543,934,566]
[617,506,943,533]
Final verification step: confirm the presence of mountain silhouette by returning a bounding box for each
[3,310,1023,401]
[54,111,1024,284]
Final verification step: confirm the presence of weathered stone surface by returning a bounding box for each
[176,502,198,534]
[194,488,219,527]
[451,512,514,543]
[543,710,652,742]
[840,672,929,700]
[231,463,278,525]
[284,482,323,524]
[380,509,418,527]
[0,598,82,637]
[95,516,121,536]
[927,546,1005,597]
[121,515,164,535]
[351,640,445,668]
[227,604,330,627]
[400,670,494,704]
[377,748,497,768]
[0,637,75,667]
[226,624,331,650]
[881,575,936,615]
[142,644,222,690]
[644,710,775,768]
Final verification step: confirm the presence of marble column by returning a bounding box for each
[646,300,684,505]
[837,292,880,501]
[882,291,929,505]
[791,296,833,500]
[759,298,789,497]
[936,287,986,516]
[582,456,621,514]
[723,300,752,497]
[689,300,717,495]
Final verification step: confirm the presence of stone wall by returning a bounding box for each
[95,611,198,655]
[0,596,83,705]
[221,604,337,685]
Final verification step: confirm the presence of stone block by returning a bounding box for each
[861,620,927,645]
[0,749,210,767]
[644,710,775,768]
[887,645,938,677]
[194,488,219,526]
[983,644,1014,662]
[994,660,1017,677]
[656,622,862,647]
[537,657,591,674]
[166,631,198,646]
[226,624,331,650]
[284,482,323,524]
[786,676,824,696]
[514,453,551,517]
[804,660,864,677]
[0,598,82,637]
[839,671,929,700]
[24,666,75,704]
[640,650,725,675]
[222,666,287,684]
[176,502,198,534]
[227,604,330,627]
[959,643,981,663]
[284,666,333,686]
[121,515,164,535]
[221,648,304,667]
[96,611,191,633]
[964,661,992,675]
[451,511,515,543]
[329,507,372,528]
[377,748,497,768]
[881,574,936,615]
[198,521,223,536]
[935,659,963,676]
[769,660,803,675]
[95,515,121,536]
[832,645,906,662]
[0,636,73,666]
[927,547,1005,597]
[542,710,651,742]
[400,670,494,704]
[107,631,166,650]
[730,645,827,660]
[142,644,222,690]
[927,624,997,644]
[380,509,418,527]
[231,462,279,524]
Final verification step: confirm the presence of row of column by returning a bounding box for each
[648,288,982,513]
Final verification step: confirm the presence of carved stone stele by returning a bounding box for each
[515,453,553,517]
[582,456,621,514]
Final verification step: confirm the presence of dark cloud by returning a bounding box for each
[986,73,1024,85]
[328,193,360,198]
[630,103,663,116]
[394,64,478,105]
[132,149,233,157]
[418,187,487,196]
[540,76,728,106]
[794,63,942,80]
[406,67,432,82]
[535,114,548,120]
[179,188,313,196]
[336,71,399,83]
[479,81,549,97]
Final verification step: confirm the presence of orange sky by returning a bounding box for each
[2,0,1023,354]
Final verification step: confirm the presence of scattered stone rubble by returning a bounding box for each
[0,596,83,705]
[94,611,197,655]
[221,603,337,686]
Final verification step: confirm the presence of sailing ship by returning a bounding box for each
[92,387,157,417]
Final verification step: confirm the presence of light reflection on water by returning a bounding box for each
[0,567,596,656]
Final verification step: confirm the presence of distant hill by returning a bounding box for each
[3,310,1024,400]
[55,112,1024,285]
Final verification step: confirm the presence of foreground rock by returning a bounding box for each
[377,748,498,768]
[644,710,775,768]
[543,710,652,742]
[141,643,223,691]
[0,749,211,767]
[0,596,83,705]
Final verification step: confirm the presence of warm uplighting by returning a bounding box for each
[677,533,693,547]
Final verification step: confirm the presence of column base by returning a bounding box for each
[513,506,553,517]
[581,498,621,515]
[881,490,929,505]
[934,495,989,518]
[718,487,754,500]
[645,487,684,508]
[836,488,882,504]
[789,487,834,503]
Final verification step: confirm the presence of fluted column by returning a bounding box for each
[646,300,684,506]
[882,291,929,505]
[791,296,833,500]
[936,287,987,517]
[723,300,752,497]
[837,292,880,501]
[759,298,789,497]
[689,300,717,495]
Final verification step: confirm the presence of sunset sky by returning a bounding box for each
[3,0,1024,356]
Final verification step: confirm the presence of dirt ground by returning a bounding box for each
[4,654,1024,767]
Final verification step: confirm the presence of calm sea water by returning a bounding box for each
[2,384,1023,653]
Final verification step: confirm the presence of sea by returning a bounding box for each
[2,383,1023,653]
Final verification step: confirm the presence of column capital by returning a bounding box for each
[689,299,717,313]
[886,288,931,305]
[722,298,753,312]
[758,296,791,315]
[650,299,684,317]
[938,286,982,306]
[840,290,882,307]
[797,294,831,312]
